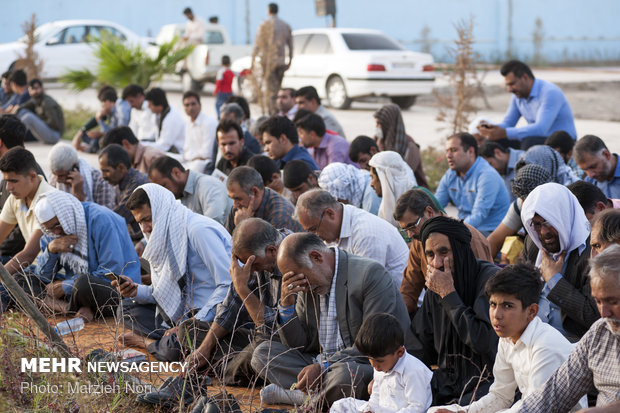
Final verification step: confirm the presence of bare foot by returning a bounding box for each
[75,306,94,323]
[42,296,69,314]
[118,332,155,349]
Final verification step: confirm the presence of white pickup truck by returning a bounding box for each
[153,23,252,92]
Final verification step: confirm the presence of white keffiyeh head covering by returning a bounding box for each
[318,162,371,208]
[521,182,590,266]
[138,183,189,323]
[77,158,95,202]
[369,151,417,227]
[34,190,89,274]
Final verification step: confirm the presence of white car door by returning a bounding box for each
[38,25,92,78]
[288,33,333,94]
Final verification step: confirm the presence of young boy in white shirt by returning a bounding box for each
[330,313,432,413]
[428,264,587,413]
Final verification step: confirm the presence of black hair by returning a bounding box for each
[97,85,117,102]
[545,131,575,156]
[8,70,27,87]
[567,180,608,216]
[1,71,10,80]
[292,108,313,123]
[227,166,264,193]
[283,160,313,189]
[182,90,201,104]
[126,188,151,210]
[479,141,509,158]
[145,88,169,109]
[0,115,26,148]
[355,313,404,358]
[99,143,131,168]
[247,155,280,185]
[149,155,185,179]
[183,7,193,14]
[28,78,42,88]
[0,147,37,175]
[348,135,378,163]
[122,84,144,99]
[268,3,278,13]
[591,209,620,245]
[258,116,298,144]
[221,55,231,66]
[101,126,139,148]
[295,112,326,136]
[216,118,244,142]
[225,95,250,119]
[449,132,478,157]
[484,263,543,309]
[393,188,440,221]
[295,86,321,105]
[500,60,535,79]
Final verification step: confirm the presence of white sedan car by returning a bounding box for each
[233,28,435,109]
[0,19,147,79]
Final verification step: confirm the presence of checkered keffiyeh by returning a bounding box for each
[318,248,345,356]
[511,164,552,200]
[139,183,189,323]
[318,163,370,208]
[37,190,89,274]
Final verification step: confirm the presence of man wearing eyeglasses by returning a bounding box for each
[0,147,54,275]
[394,188,493,318]
[521,182,599,342]
[294,189,408,288]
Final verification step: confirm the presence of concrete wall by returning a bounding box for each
[1,0,619,64]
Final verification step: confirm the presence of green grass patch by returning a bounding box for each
[421,146,448,192]
[62,105,94,142]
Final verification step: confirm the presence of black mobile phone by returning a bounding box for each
[481,123,492,129]
[105,272,126,284]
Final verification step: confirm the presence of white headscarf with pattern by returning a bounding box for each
[35,190,89,275]
[138,183,189,323]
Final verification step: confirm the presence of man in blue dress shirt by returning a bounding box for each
[478,60,576,150]
[574,134,620,199]
[259,115,319,170]
[435,133,510,236]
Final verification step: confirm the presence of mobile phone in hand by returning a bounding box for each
[105,272,126,285]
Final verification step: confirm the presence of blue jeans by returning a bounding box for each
[215,92,232,119]
[18,109,61,144]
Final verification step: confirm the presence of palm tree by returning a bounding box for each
[60,33,193,90]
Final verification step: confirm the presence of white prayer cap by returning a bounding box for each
[34,196,56,223]
[468,116,492,135]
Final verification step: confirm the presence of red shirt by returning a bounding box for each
[214,68,234,95]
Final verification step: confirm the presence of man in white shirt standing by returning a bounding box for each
[294,189,408,287]
[429,263,587,413]
[145,88,186,154]
[182,7,207,45]
[182,91,217,173]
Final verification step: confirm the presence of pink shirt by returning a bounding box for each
[309,132,358,170]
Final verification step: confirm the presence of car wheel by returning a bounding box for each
[391,96,417,110]
[182,72,203,92]
[326,75,352,110]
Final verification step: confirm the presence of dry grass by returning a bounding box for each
[421,146,449,192]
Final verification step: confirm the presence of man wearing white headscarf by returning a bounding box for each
[115,184,232,361]
[7,190,141,321]
[368,151,417,227]
[521,182,599,341]
[318,162,380,215]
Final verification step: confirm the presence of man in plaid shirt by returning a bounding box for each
[519,245,620,412]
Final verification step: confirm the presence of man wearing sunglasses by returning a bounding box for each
[394,188,493,318]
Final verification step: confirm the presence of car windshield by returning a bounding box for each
[341,33,404,51]
[19,22,60,43]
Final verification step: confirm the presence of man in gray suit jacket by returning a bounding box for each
[251,232,410,410]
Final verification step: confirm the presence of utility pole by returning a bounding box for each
[245,0,251,44]
[506,0,513,59]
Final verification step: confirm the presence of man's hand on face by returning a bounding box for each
[280,271,308,307]
[48,235,79,254]
[67,169,84,195]
[426,257,456,299]
[539,250,567,283]
[230,255,253,295]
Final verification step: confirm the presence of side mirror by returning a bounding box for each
[46,36,61,46]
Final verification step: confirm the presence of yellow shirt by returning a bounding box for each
[0,176,56,241]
